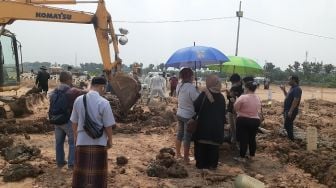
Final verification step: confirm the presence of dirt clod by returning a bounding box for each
[0,134,14,149]
[147,162,168,178]
[24,134,31,140]
[3,163,42,182]
[324,164,336,187]
[1,144,41,164]
[146,148,188,178]
[0,118,53,134]
[166,163,188,178]
[159,147,175,157]
[116,156,128,166]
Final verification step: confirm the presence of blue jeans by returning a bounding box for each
[55,121,75,167]
[176,115,192,147]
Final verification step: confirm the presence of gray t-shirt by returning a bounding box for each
[176,82,200,119]
[70,90,115,146]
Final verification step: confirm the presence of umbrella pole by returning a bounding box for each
[195,61,198,88]
[193,41,198,88]
[220,62,222,74]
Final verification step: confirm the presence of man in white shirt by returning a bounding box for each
[147,73,168,105]
[70,76,115,188]
[144,74,153,90]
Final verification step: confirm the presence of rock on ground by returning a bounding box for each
[146,148,188,178]
[3,163,42,182]
[1,144,41,164]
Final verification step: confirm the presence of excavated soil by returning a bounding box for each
[0,118,53,134]
[0,84,335,187]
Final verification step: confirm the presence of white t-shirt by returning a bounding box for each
[70,90,115,146]
[176,82,200,118]
[144,76,151,88]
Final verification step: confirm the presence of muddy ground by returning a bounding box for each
[0,83,336,188]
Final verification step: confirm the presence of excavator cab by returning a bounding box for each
[0,30,21,92]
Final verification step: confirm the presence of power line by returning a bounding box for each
[114,15,336,40]
[114,16,236,23]
[244,17,336,40]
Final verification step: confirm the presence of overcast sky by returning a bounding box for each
[5,0,336,70]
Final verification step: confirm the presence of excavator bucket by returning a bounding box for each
[110,73,140,112]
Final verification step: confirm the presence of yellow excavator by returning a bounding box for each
[0,0,140,118]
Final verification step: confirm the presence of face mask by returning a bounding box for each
[232,82,241,87]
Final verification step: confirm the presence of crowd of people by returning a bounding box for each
[174,68,302,169]
[44,66,302,187]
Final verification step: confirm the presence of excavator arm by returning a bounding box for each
[0,0,140,112]
[0,0,118,71]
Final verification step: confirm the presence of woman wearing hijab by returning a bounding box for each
[234,77,262,162]
[193,74,226,169]
[175,68,200,163]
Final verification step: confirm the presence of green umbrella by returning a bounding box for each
[208,56,263,76]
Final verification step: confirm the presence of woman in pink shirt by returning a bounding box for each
[234,78,262,162]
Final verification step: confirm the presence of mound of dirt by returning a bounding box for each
[0,134,14,150]
[112,104,176,134]
[0,118,53,134]
[324,164,336,187]
[1,144,41,164]
[3,93,47,117]
[258,99,336,187]
[288,147,336,187]
[25,87,42,95]
[113,124,142,134]
[2,163,42,182]
[146,148,188,178]
[105,93,177,126]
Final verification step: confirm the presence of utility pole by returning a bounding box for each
[235,1,243,56]
[75,53,77,67]
[305,51,308,62]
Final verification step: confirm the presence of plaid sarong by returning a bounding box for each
[72,145,108,188]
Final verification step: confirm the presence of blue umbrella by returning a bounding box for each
[165,46,229,69]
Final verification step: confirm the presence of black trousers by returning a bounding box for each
[284,110,298,140]
[38,83,48,92]
[194,141,219,169]
[236,117,260,158]
[169,86,176,97]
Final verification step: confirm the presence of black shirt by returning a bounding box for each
[35,70,50,87]
[227,83,244,113]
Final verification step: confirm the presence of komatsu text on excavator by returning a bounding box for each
[0,0,140,116]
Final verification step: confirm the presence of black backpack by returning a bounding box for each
[49,87,70,125]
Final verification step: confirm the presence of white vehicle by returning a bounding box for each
[254,77,265,86]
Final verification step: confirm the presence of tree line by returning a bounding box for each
[264,61,336,87]
[22,61,336,88]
